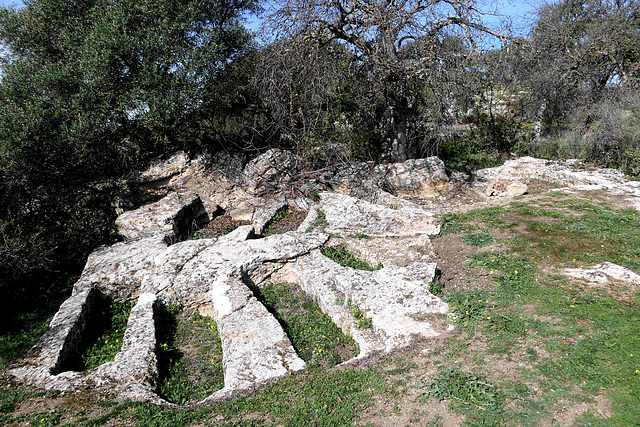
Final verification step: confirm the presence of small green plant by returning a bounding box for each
[461,232,495,247]
[81,300,134,370]
[155,306,224,405]
[429,279,445,297]
[334,290,346,306]
[389,204,399,210]
[420,368,507,425]
[348,299,373,329]
[321,246,383,271]
[349,232,372,239]
[256,283,357,367]
[421,368,503,407]
[314,210,327,227]
[444,290,490,329]
[438,213,462,235]
[189,230,205,240]
[263,208,288,236]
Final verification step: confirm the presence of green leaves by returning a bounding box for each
[321,246,383,271]
[0,0,258,306]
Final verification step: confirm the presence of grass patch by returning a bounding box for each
[321,246,382,271]
[81,300,134,370]
[256,282,357,367]
[155,305,224,405]
[461,232,495,247]
[444,290,491,331]
[438,207,507,236]
[430,195,640,425]
[120,366,386,426]
[510,201,640,270]
[419,368,508,426]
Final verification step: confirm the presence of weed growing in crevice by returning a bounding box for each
[314,210,327,227]
[321,246,382,271]
[155,305,224,405]
[348,299,373,329]
[428,269,445,297]
[262,207,307,236]
[81,299,134,370]
[348,232,372,239]
[429,280,445,297]
[255,282,357,367]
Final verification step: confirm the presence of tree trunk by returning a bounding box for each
[534,101,547,141]
[390,107,408,162]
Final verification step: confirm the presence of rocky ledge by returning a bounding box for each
[11,151,640,405]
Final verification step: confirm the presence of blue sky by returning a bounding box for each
[0,0,22,7]
[0,0,544,36]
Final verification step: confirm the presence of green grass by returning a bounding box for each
[419,368,508,426]
[116,366,387,426]
[426,193,640,425]
[461,231,495,247]
[438,207,507,236]
[321,246,382,271]
[81,300,134,370]
[444,290,491,331]
[255,282,357,367]
[155,305,224,405]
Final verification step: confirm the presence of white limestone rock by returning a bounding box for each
[140,152,190,183]
[288,250,448,355]
[252,201,288,235]
[115,193,209,242]
[319,191,439,237]
[375,156,450,198]
[563,262,640,287]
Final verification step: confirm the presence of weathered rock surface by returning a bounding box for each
[140,152,190,183]
[11,291,163,403]
[375,157,450,198]
[286,251,447,355]
[252,201,288,235]
[115,193,209,242]
[562,262,640,287]
[12,191,331,403]
[476,157,640,199]
[14,172,451,406]
[485,179,528,197]
[32,151,640,407]
[319,192,440,237]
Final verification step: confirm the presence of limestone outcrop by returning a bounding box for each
[15,150,640,407]
[11,152,449,404]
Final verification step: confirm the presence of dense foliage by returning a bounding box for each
[0,0,258,317]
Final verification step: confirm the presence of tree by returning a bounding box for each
[523,0,640,138]
[0,0,258,304]
[264,0,516,161]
